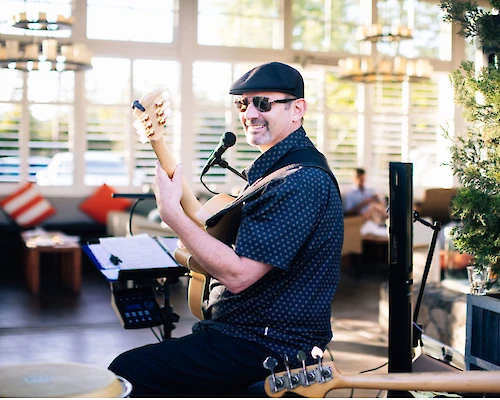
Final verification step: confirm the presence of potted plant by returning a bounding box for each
[440,0,500,370]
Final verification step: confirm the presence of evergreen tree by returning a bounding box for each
[440,1,500,275]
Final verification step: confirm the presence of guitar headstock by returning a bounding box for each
[264,347,339,398]
[131,89,172,143]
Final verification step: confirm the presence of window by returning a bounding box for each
[408,76,454,189]
[87,0,176,43]
[0,0,463,199]
[377,0,450,61]
[84,57,180,187]
[0,67,73,184]
[28,70,74,103]
[292,0,361,53]
[29,104,72,155]
[36,151,146,186]
[323,74,359,184]
[197,0,283,48]
[0,102,22,182]
[370,83,406,187]
[84,57,131,179]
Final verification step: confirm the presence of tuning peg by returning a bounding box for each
[311,346,324,360]
[311,346,326,382]
[283,354,300,389]
[297,350,307,373]
[131,100,145,112]
[297,350,314,385]
[263,356,283,393]
[311,346,332,382]
[263,356,277,372]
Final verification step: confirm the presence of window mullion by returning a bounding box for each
[73,70,86,191]
[19,71,29,182]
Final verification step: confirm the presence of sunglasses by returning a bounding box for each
[234,96,299,113]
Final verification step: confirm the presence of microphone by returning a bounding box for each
[201,131,236,176]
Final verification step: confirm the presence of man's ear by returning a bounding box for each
[292,99,307,122]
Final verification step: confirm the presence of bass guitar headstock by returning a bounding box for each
[131,89,172,144]
[264,347,500,397]
[264,347,338,398]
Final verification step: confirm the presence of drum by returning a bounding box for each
[0,362,132,398]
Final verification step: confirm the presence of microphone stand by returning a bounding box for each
[214,158,247,181]
[412,210,442,349]
[200,156,247,195]
[112,193,155,237]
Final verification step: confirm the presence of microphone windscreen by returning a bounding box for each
[222,131,237,147]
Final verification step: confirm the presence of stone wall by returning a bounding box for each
[379,281,467,354]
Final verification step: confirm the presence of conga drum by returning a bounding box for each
[0,362,132,398]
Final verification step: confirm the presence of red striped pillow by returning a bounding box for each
[0,182,56,227]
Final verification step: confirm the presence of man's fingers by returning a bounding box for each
[173,163,183,184]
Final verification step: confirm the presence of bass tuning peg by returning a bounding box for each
[263,356,284,392]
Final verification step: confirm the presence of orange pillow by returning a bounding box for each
[80,184,131,225]
[0,182,56,227]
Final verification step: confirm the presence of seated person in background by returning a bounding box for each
[344,168,388,236]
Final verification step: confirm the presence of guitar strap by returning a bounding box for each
[205,146,340,229]
[265,146,340,198]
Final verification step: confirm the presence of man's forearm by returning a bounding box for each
[166,211,271,293]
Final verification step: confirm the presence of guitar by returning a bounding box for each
[263,352,500,397]
[131,89,234,320]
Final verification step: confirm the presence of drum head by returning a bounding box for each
[0,362,125,398]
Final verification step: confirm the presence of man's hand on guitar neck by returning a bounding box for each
[153,162,273,294]
[154,162,185,224]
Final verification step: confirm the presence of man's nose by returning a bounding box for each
[243,101,260,118]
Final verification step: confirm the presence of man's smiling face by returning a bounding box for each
[238,91,300,152]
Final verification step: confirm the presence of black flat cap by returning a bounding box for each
[229,62,304,98]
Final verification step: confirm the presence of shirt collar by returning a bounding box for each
[245,126,310,185]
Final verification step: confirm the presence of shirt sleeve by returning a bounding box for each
[234,168,334,270]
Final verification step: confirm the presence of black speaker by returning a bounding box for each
[388,162,413,397]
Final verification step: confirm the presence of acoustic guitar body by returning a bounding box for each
[174,192,239,320]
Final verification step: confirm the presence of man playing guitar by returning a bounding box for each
[108,62,344,397]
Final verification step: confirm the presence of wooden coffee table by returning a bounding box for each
[21,231,82,295]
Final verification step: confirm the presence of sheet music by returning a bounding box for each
[156,236,180,254]
[96,233,178,270]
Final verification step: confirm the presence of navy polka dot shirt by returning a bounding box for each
[193,127,344,364]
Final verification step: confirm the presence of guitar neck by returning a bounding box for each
[150,138,212,227]
[338,369,500,394]
[266,361,500,397]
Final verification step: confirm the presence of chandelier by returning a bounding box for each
[0,11,92,72]
[338,24,432,83]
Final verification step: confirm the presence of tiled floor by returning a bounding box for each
[0,256,390,398]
